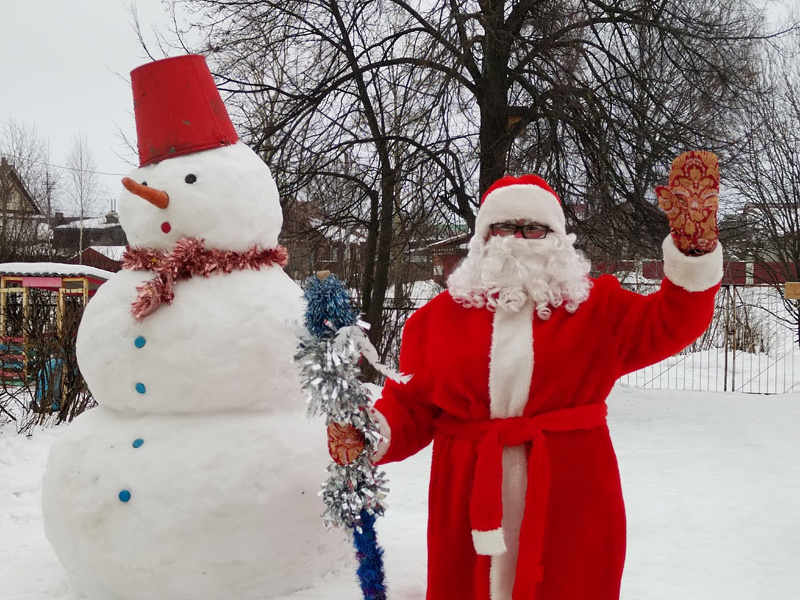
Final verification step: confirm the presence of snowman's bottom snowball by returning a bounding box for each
[42,407,351,600]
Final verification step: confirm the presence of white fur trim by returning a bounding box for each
[489,305,534,419]
[490,445,528,600]
[370,409,392,463]
[475,184,566,239]
[473,528,507,556]
[486,305,534,597]
[662,236,723,292]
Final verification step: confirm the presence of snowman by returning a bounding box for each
[41,55,348,600]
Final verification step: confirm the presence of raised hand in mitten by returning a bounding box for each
[655,151,719,255]
[327,421,366,466]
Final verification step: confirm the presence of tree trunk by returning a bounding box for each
[364,167,398,354]
[477,0,513,197]
[361,189,380,318]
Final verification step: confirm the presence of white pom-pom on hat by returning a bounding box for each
[474,174,566,239]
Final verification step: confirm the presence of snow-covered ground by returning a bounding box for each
[2,385,798,599]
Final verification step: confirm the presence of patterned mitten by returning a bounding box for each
[655,151,719,255]
[327,421,365,465]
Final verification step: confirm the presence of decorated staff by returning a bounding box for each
[295,271,399,600]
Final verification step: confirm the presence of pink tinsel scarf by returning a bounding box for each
[122,237,289,320]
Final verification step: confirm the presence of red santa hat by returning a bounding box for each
[130,54,239,167]
[473,174,566,239]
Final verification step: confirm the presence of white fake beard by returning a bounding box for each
[447,232,593,318]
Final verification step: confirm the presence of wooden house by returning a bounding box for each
[0,156,50,261]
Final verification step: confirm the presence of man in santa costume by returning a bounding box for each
[328,151,722,600]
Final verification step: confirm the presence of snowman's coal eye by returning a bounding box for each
[185,174,197,184]
[141,182,148,187]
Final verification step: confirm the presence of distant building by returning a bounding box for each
[281,199,368,288]
[0,156,51,261]
[67,246,125,273]
[0,157,40,213]
[427,230,799,290]
[429,233,470,287]
[52,210,127,255]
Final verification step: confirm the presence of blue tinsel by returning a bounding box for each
[303,274,358,338]
[353,509,387,600]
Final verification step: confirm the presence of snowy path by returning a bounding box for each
[1,386,799,600]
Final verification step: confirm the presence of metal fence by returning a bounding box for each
[375,283,799,394]
[620,285,800,394]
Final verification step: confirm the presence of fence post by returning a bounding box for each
[724,285,729,392]
[731,286,737,392]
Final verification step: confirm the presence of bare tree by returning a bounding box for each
[728,35,800,345]
[161,0,787,367]
[164,0,459,362]
[0,120,57,261]
[391,0,771,259]
[65,132,101,255]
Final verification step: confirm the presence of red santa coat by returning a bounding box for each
[374,239,723,600]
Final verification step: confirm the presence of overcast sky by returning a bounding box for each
[0,0,175,212]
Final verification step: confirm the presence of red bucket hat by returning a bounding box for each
[130,55,239,167]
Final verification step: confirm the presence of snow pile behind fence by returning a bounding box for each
[620,284,799,394]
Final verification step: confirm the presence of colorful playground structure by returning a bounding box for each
[0,263,113,410]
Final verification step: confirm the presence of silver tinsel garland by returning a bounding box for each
[296,325,389,530]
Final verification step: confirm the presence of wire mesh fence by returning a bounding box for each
[620,284,800,394]
[376,282,800,394]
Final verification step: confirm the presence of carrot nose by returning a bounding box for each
[121,177,169,209]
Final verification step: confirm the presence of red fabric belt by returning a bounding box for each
[434,403,608,600]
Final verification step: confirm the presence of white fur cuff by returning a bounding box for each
[472,528,507,556]
[662,236,723,292]
[370,409,392,464]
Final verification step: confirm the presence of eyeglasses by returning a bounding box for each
[489,223,550,239]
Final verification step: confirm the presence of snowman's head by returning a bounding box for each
[118,142,283,251]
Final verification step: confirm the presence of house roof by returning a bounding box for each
[54,216,119,230]
[0,156,42,215]
[428,232,471,251]
[0,261,115,281]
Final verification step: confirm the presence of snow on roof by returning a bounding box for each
[88,246,126,261]
[428,233,471,250]
[0,262,115,281]
[54,217,118,230]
